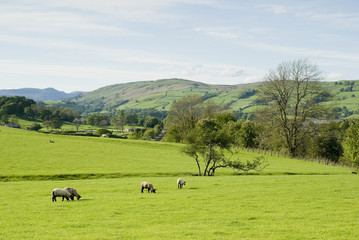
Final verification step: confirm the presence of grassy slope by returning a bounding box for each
[0,126,350,178]
[1,127,358,239]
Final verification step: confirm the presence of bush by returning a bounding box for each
[129,128,145,139]
[27,123,42,131]
[95,128,113,137]
[143,129,155,140]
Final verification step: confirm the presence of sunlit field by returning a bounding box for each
[1,126,358,239]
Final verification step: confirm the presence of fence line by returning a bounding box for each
[241,147,351,169]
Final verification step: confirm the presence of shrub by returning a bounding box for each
[27,123,42,131]
[143,129,155,140]
[95,128,113,137]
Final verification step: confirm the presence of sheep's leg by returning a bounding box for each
[52,196,56,202]
[62,196,65,201]
[148,188,150,193]
[141,187,144,193]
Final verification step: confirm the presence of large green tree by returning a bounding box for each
[258,59,323,157]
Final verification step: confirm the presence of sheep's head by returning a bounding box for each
[77,195,81,200]
[151,189,157,193]
[184,181,186,185]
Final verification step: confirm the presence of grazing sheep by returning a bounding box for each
[64,187,81,200]
[49,140,54,143]
[52,188,74,202]
[141,182,156,193]
[177,178,186,189]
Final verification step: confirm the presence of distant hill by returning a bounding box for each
[57,78,262,115]
[42,78,359,119]
[0,88,84,101]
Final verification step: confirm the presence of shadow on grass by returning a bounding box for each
[0,171,347,182]
[0,172,190,182]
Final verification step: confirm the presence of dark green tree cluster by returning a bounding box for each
[0,96,35,123]
[0,96,79,130]
[34,105,79,130]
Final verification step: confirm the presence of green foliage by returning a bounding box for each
[0,96,36,116]
[308,122,343,162]
[124,113,138,126]
[342,119,359,168]
[229,156,269,174]
[86,114,110,127]
[182,116,237,176]
[128,128,145,139]
[27,123,42,131]
[142,128,155,140]
[95,128,113,137]
[237,120,258,148]
[144,116,160,128]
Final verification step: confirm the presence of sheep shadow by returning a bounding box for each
[75,198,94,201]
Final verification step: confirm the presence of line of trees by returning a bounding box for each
[163,59,359,173]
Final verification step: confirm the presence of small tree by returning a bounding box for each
[115,110,126,132]
[73,118,84,132]
[182,119,233,176]
[182,114,268,176]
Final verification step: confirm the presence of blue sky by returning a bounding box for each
[1,0,358,92]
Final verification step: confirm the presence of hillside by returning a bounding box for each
[54,78,262,115]
[48,78,359,117]
[0,87,84,101]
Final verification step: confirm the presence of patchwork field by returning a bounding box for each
[1,126,358,239]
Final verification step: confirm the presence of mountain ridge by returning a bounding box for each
[0,87,85,101]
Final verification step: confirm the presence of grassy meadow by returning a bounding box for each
[1,126,359,239]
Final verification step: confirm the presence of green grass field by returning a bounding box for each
[1,126,358,239]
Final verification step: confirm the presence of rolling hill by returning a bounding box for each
[6,78,359,118]
[50,78,359,118]
[52,78,262,115]
[0,87,84,101]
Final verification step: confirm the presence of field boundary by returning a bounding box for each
[0,171,350,182]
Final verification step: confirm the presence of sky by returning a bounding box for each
[1,0,358,92]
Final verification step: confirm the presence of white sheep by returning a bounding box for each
[141,182,156,193]
[52,188,74,202]
[64,187,81,200]
[177,178,186,189]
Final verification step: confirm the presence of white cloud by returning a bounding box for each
[219,68,245,77]
[259,4,292,14]
[325,72,345,81]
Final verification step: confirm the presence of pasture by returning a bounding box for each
[1,126,359,239]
